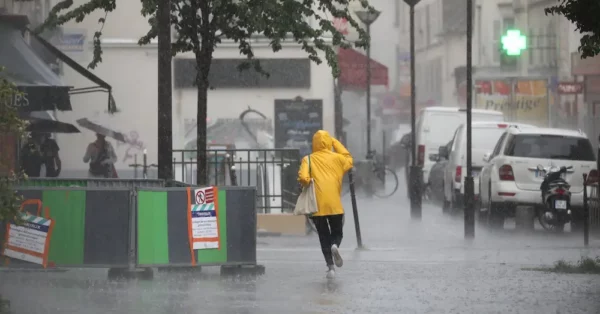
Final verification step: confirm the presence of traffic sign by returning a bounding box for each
[501,29,527,56]
[196,190,205,204]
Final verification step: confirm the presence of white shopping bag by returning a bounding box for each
[293,155,318,215]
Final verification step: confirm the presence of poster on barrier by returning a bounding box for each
[2,213,54,268]
[190,186,220,249]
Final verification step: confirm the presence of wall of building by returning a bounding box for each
[47,0,337,177]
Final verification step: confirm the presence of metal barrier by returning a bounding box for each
[1,185,258,270]
[135,186,256,267]
[173,149,301,214]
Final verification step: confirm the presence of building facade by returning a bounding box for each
[396,0,584,129]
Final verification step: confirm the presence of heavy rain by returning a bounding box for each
[1,0,600,313]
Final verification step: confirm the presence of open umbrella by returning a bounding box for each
[21,111,80,133]
[27,119,80,133]
[75,118,127,142]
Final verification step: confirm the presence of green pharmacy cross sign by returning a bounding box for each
[501,29,527,56]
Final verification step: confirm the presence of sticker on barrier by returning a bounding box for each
[2,199,55,268]
[190,187,220,250]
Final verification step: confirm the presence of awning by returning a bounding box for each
[337,48,388,90]
[0,19,71,111]
[0,15,116,113]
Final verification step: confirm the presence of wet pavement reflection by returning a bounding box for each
[1,179,600,313]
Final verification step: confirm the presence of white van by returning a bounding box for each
[411,107,504,189]
[442,122,536,210]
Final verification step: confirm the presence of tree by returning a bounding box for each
[0,68,26,227]
[545,0,600,58]
[40,0,372,185]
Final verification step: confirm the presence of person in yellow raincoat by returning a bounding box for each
[298,130,353,279]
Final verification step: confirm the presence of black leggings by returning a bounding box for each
[311,214,344,266]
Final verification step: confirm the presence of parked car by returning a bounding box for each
[407,107,504,197]
[479,127,596,229]
[442,122,536,213]
[427,140,452,205]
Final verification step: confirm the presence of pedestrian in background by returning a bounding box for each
[20,134,42,178]
[38,133,61,177]
[83,133,118,178]
[297,130,353,279]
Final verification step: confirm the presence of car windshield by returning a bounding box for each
[505,134,596,161]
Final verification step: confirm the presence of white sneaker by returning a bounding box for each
[326,268,336,279]
[331,244,343,268]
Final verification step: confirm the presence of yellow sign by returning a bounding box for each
[475,80,549,127]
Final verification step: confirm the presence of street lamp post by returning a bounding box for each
[355,9,381,160]
[403,0,421,219]
[464,0,475,239]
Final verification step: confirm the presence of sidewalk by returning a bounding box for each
[1,193,599,314]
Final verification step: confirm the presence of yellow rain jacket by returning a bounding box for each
[298,130,353,216]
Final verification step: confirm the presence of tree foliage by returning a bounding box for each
[39,0,373,184]
[0,68,26,225]
[546,0,600,58]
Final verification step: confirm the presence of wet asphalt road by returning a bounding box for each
[2,179,600,314]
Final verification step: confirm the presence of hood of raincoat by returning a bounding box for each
[312,130,333,152]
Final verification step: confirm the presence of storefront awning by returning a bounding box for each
[337,48,388,90]
[0,19,71,111]
[0,15,116,113]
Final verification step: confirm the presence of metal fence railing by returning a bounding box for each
[172,149,301,214]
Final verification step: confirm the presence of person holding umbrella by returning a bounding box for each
[83,133,118,178]
[37,133,61,177]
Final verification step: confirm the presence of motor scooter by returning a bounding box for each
[537,164,573,232]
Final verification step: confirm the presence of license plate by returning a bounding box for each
[555,200,567,209]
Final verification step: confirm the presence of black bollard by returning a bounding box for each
[348,169,364,249]
[583,173,589,247]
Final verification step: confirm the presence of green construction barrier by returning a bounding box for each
[3,188,131,268]
[136,187,256,267]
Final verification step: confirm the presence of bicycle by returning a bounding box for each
[342,150,399,198]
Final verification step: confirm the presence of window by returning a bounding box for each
[504,135,596,161]
[492,20,501,63]
[429,4,441,45]
[547,21,557,65]
[401,3,409,32]
[539,27,546,65]
[394,0,399,27]
[529,27,535,65]
[491,132,507,159]
[492,18,516,65]
[503,18,515,29]
[425,5,431,45]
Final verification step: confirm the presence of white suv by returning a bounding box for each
[479,127,596,228]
